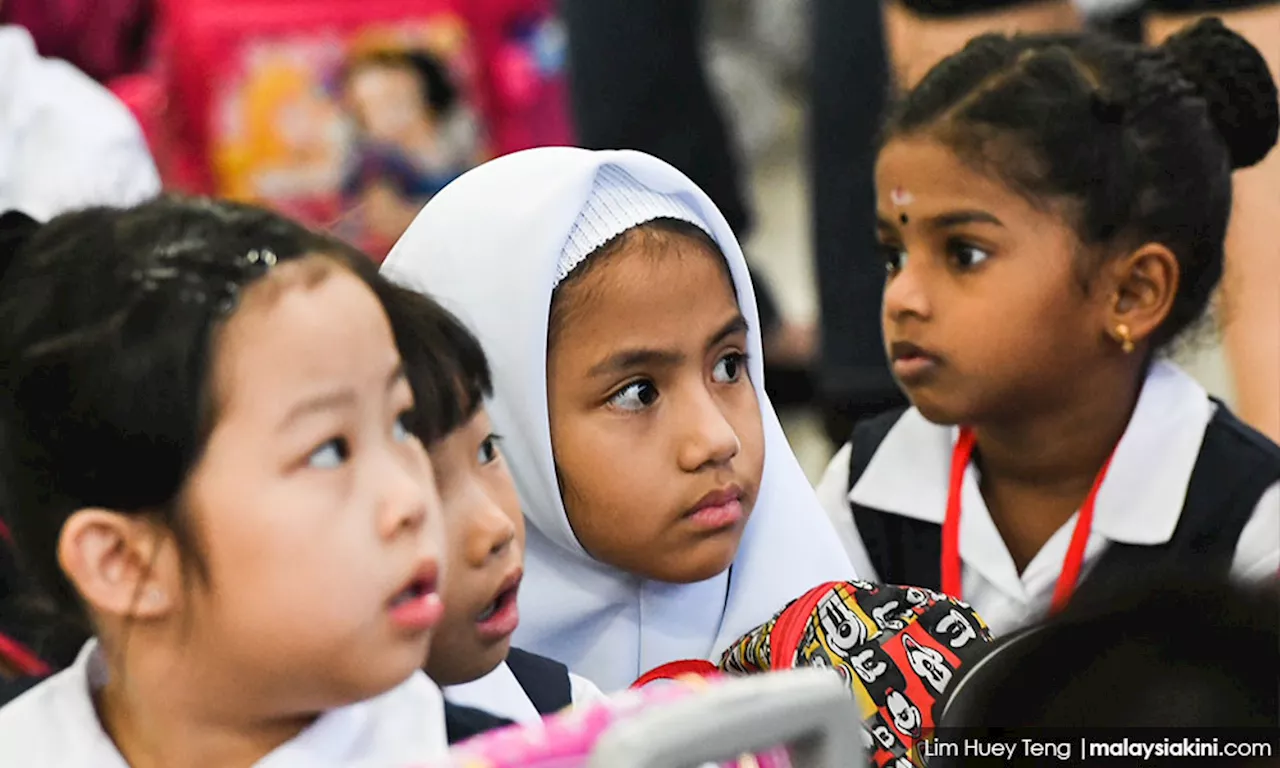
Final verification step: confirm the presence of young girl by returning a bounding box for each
[379,281,605,727]
[0,197,451,766]
[382,147,855,692]
[817,18,1280,636]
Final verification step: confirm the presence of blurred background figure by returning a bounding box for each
[0,18,158,221]
[3,0,1271,475]
[339,48,484,254]
[940,579,1279,731]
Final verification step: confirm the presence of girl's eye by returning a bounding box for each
[878,243,907,275]
[712,352,747,384]
[607,380,659,412]
[392,411,415,443]
[949,241,991,269]
[308,437,350,469]
[477,434,503,465]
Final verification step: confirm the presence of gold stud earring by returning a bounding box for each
[1115,324,1135,354]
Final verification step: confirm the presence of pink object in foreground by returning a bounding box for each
[421,676,793,768]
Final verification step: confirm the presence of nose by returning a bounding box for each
[676,384,741,472]
[463,489,517,567]
[378,449,436,540]
[882,253,932,324]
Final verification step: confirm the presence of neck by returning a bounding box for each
[972,365,1143,496]
[94,634,317,768]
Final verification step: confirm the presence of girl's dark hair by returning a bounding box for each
[0,195,400,661]
[939,578,1279,730]
[883,18,1279,350]
[380,281,493,446]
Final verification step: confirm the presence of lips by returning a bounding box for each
[387,560,444,632]
[888,340,942,384]
[684,485,746,531]
[475,568,522,641]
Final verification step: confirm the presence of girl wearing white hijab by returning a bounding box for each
[383,147,855,692]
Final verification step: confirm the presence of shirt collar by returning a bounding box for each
[850,361,1213,546]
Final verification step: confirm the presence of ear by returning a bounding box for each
[1102,242,1179,353]
[57,509,182,622]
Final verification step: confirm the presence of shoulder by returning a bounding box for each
[506,646,569,679]
[1233,482,1280,580]
[346,670,450,760]
[0,670,104,764]
[568,671,608,706]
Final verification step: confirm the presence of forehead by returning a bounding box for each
[213,264,399,416]
[553,237,740,357]
[348,64,419,94]
[875,137,1039,217]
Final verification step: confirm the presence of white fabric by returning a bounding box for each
[0,640,449,767]
[815,361,1280,637]
[556,164,712,286]
[0,26,160,221]
[443,661,607,724]
[383,147,855,692]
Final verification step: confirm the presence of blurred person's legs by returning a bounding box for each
[883,0,1082,89]
[562,0,752,236]
[1148,0,1280,442]
[561,0,815,405]
[810,0,908,444]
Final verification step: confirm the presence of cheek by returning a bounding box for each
[731,387,766,481]
[553,423,660,554]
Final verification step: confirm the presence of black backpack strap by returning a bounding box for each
[845,407,909,496]
[505,647,573,716]
[845,408,946,588]
[443,700,515,744]
[1074,402,1280,607]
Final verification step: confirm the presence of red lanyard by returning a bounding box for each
[941,427,1116,615]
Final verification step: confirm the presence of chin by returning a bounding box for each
[426,635,511,687]
[905,392,970,427]
[647,536,741,584]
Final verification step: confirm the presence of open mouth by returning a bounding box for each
[390,576,435,608]
[478,586,515,622]
[387,563,443,632]
[474,570,522,640]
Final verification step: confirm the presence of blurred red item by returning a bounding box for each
[101,0,572,252]
[1,0,152,83]
[461,0,572,154]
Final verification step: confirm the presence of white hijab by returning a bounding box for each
[382,148,855,691]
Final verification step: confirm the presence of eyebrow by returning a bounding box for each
[280,362,406,429]
[877,209,1005,231]
[586,314,750,378]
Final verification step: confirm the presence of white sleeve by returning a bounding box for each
[568,671,609,708]
[1231,482,1280,581]
[815,442,880,582]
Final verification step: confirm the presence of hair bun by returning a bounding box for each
[1162,17,1279,170]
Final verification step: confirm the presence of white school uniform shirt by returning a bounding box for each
[0,640,450,767]
[815,361,1280,638]
[0,25,160,220]
[383,147,855,692]
[443,660,607,724]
